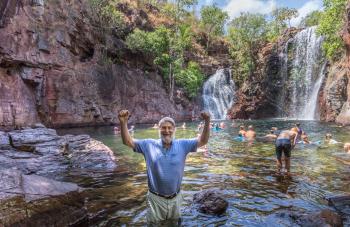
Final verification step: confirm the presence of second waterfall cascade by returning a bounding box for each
[202,69,236,120]
[279,26,326,120]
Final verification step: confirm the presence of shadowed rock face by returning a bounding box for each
[0,0,201,130]
[319,3,350,125]
[228,28,301,119]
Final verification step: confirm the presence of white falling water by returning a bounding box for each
[202,69,236,119]
[282,26,325,120]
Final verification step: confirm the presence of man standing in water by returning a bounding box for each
[275,130,297,175]
[245,125,256,141]
[118,109,210,225]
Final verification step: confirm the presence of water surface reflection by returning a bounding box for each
[58,120,350,226]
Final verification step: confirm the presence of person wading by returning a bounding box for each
[275,130,297,175]
[118,109,210,225]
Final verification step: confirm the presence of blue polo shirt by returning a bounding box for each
[133,138,198,195]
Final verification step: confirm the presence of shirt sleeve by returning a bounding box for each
[133,139,150,154]
[181,138,198,154]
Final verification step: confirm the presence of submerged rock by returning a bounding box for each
[193,189,228,215]
[270,209,343,227]
[0,169,88,226]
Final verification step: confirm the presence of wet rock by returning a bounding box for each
[193,189,228,215]
[32,0,44,7]
[66,135,117,170]
[8,127,62,153]
[297,209,343,227]
[272,209,343,227]
[327,194,350,216]
[0,169,88,226]
[0,131,10,149]
[0,127,117,177]
[33,123,46,128]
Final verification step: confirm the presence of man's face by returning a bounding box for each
[159,121,175,144]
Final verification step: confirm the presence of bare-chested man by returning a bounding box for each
[245,125,256,141]
[275,130,297,174]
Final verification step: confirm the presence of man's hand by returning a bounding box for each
[200,112,210,122]
[118,109,130,124]
[198,111,210,147]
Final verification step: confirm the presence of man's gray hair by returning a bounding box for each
[158,117,176,127]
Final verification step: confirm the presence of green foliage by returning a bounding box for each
[176,62,203,97]
[200,5,228,36]
[228,13,268,84]
[299,10,323,27]
[267,7,298,42]
[160,0,198,21]
[271,7,298,28]
[88,0,125,28]
[160,3,177,19]
[126,23,201,99]
[200,5,229,49]
[317,0,347,60]
[126,26,170,55]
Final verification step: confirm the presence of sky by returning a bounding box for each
[197,0,324,26]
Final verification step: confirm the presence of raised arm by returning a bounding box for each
[290,131,297,148]
[118,109,135,149]
[198,112,210,148]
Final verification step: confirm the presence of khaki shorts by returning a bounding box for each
[146,190,183,224]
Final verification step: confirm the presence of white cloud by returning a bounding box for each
[223,0,276,19]
[290,0,323,27]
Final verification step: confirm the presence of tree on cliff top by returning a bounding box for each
[266,7,298,42]
[200,5,229,51]
[271,7,298,28]
[317,0,347,60]
[299,10,323,28]
[228,13,267,85]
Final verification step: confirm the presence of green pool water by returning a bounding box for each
[58,119,350,226]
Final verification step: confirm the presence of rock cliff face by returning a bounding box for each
[228,29,300,119]
[0,0,230,130]
[319,4,350,125]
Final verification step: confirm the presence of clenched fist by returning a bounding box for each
[118,109,130,124]
[200,112,210,122]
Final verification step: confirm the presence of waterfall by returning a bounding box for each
[202,69,236,120]
[280,26,326,120]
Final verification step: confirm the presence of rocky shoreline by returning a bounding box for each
[0,125,117,226]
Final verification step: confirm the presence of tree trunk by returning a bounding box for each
[169,62,173,101]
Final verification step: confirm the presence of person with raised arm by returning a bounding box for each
[118,109,210,225]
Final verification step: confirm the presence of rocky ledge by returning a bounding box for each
[0,125,117,226]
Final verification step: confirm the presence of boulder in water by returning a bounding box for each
[0,127,117,178]
[193,189,228,215]
[0,169,88,226]
[297,209,343,227]
[270,209,343,227]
